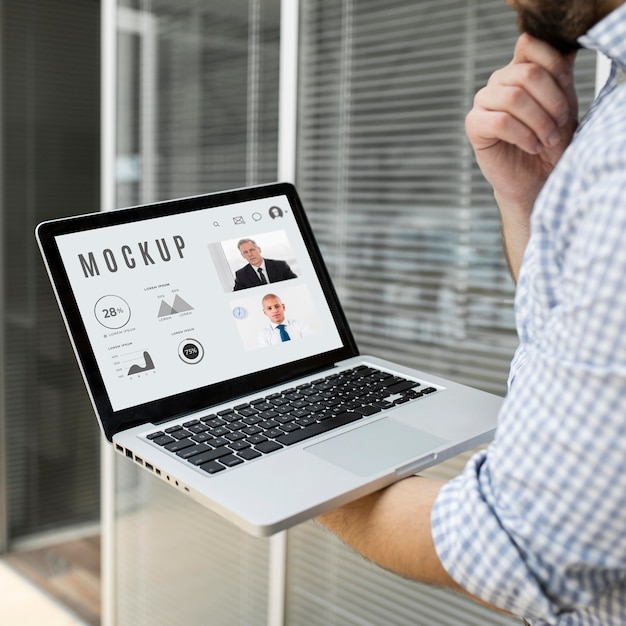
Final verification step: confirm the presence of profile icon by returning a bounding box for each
[268,206,284,220]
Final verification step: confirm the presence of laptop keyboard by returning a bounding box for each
[146,365,437,475]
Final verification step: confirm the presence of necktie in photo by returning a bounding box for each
[258,268,267,284]
[277,324,291,342]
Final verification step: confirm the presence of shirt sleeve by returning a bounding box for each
[431,452,556,620]
[431,163,626,622]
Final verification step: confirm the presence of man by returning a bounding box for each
[318,2,626,624]
[233,238,297,291]
[258,293,311,347]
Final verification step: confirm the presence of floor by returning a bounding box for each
[1,535,100,626]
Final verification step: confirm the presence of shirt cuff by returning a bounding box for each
[430,450,555,621]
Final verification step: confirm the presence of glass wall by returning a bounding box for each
[111,1,281,623]
[1,0,101,548]
[115,0,280,209]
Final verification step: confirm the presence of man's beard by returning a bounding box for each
[517,9,581,53]
[514,2,601,54]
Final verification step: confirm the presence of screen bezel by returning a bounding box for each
[36,182,359,441]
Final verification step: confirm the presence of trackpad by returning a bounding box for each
[305,418,449,477]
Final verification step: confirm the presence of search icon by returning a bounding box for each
[213,221,220,227]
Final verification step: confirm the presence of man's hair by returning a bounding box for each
[262,293,281,306]
[237,238,258,249]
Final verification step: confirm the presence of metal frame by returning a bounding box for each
[0,0,7,557]
[100,1,117,623]
[267,1,301,623]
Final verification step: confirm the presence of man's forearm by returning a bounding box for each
[317,476,512,614]
[317,476,459,586]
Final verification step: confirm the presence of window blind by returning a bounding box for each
[296,0,597,396]
[288,1,598,625]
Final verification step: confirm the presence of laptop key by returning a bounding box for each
[201,416,223,427]
[238,448,262,461]
[225,431,246,442]
[236,407,259,417]
[177,443,212,459]
[384,380,419,395]
[275,411,363,446]
[355,404,382,417]
[220,455,244,468]
[264,428,284,439]
[208,426,230,437]
[199,461,226,474]
[246,434,268,445]
[191,432,212,443]
[255,440,283,454]
[393,396,411,405]
[296,416,317,427]
[165,438,196,453]
[208,436,229,447]
[152,435,175,446]
[189,446,232,465]
[228,440,251,451]
[187,423,209,434]
[280,423,301,433]
[170,429,193,440]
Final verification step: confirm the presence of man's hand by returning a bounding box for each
[465,34,579,280]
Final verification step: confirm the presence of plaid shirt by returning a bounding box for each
[431,6,626,625]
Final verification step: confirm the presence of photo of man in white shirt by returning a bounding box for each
[258,293,312,347]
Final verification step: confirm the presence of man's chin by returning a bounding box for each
[530,31,581,54]
[516,11,581,54]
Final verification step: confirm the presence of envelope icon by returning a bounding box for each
[233,216,246,225]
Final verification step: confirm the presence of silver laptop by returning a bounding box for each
[36,182,501,536]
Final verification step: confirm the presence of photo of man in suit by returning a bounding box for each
[233,238,297,291]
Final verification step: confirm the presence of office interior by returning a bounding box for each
[0,1,602,624]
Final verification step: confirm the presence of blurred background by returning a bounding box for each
[0,1,598,624]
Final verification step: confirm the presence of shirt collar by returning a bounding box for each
[579,3,626,73]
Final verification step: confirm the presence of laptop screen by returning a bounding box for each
[37,184,358,439]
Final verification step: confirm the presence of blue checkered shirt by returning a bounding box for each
[431,6,626,625]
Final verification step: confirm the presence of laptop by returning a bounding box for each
[36,182,502,537]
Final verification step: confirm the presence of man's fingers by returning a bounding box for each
[512,32,576,88]
[466,106,545,155]
[499,62,571,125]
[471,87,563,152]
[467,49,575,153]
